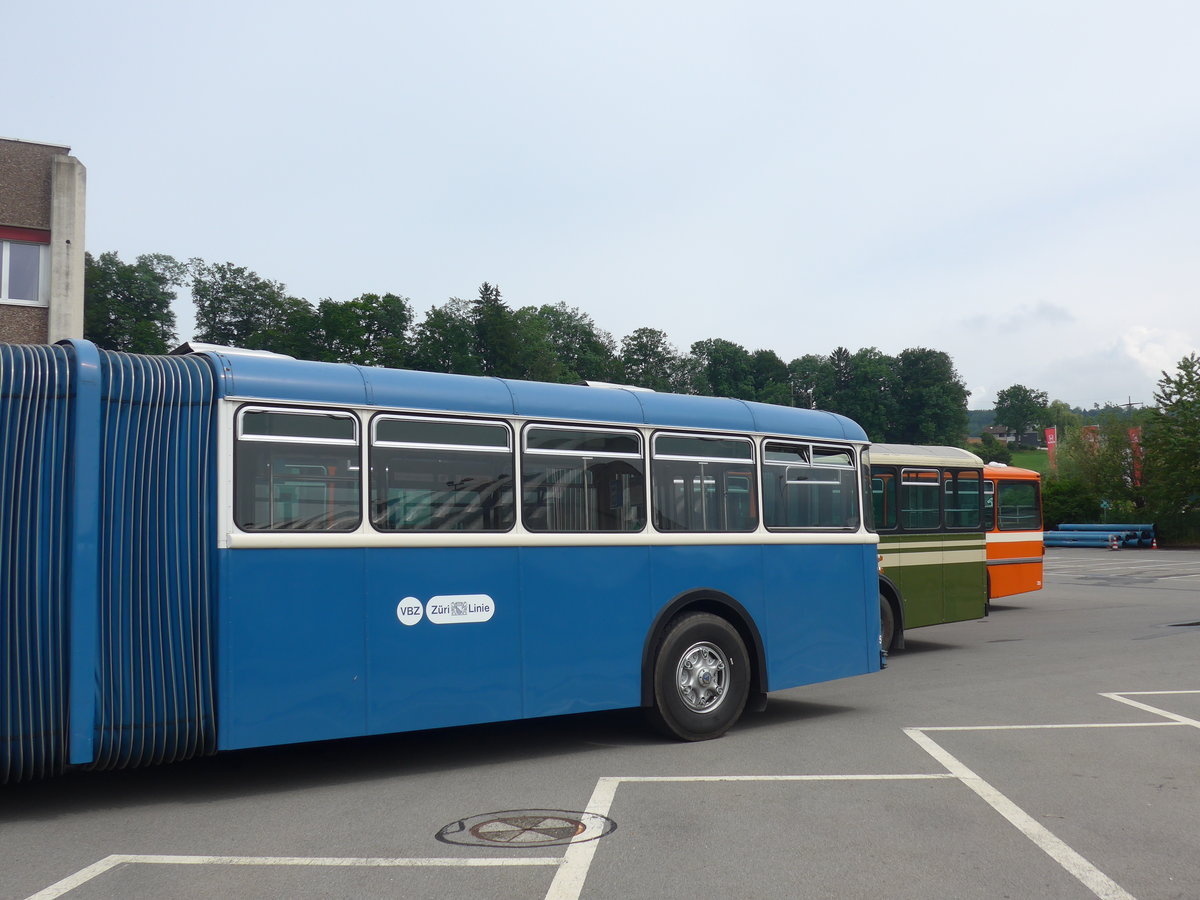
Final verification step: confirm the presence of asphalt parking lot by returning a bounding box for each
[4,547,1198,900]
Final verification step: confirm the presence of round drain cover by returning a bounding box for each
[436,809,616,847]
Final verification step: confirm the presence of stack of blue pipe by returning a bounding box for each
[1044,524,1157,548]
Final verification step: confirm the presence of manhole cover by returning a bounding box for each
[436,809,616,847]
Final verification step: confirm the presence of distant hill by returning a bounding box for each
[965,403,1144,440]
[967,409,995,436]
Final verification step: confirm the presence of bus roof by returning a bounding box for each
[983,463,1041,479]
[198,350,869,442]
[868,443,984,467]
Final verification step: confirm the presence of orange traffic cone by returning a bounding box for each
[1109,534,1120,551]
[1151,537,1158,550]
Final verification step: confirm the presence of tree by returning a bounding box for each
[620,327,687,392]
[788,354,834,410]
[750,349,791,405]
[409,297,480,375]
[190,260,310,352]
[994,384,1049,442]
[890,348,970,445]
[84,251,184,354]
[689,338,754,399]
[1054,409,1142,519]
[977,432,1013,465]
[314,293,412,369]
[471,282,524,378]
[1142,353,1200,522]
[1044,399,1082,436]
[1041,476,1099,530]
[824,347,896,440]
[508,306,562,382]
[253,294,319,359]
[516,302,619,383]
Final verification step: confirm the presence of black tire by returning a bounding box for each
[647,612,749,741]
[880,594,896,653]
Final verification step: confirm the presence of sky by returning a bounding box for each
[8,1,1200,410]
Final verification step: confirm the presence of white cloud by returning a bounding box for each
[1120,327,1194,385]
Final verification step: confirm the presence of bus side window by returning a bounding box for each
[943,468,982,529]
[899,468,940,531]
[235,407,361,532]
[370,416,514,532]
[521,426,645,533]
[871,470,897,530]
[997,481,1042,530]
[762,441,859,530]
[652,433,757,533]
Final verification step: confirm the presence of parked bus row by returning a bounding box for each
[1,340,1041,783]
[869,445,1043,652]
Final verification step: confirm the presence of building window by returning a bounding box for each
[0,241,50,306]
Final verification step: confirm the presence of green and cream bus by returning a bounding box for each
[869,444,987,651]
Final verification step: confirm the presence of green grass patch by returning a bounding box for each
[1009,449,1050,474]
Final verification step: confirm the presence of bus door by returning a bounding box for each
[942,468,986,622]
[894,467,945,626]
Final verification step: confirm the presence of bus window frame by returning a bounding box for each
[369,412,516,534]
[761,439,860,532]
[982,479,996,531]
[942,467,983,531]
[521,422,646,534]
[870,465,899,532]
[650,431,758,534]
[234,404,363,533]
[898,466,942,532]
[995,478,1042,532]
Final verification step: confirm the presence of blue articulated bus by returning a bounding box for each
[1,340,883,783]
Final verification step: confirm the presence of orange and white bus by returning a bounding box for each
[982,463,1043,600]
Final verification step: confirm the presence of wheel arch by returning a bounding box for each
[878,573,906,651]
[640,589,768,709]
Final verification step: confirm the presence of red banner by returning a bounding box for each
[1128,426,1143,486]
[1044,426,1057,471]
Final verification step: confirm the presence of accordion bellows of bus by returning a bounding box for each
[2,340,886,782]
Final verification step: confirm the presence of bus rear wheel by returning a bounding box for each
[648,612,749,741]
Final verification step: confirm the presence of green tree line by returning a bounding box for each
[83,251,1200,541]
[82,250,973,444]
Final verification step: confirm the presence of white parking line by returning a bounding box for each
[544,772,958,900]
[544,776,620,900]
[549,691,1199,900]
[1047,561,1186,571]
[901,690,1200,900]
[1047,566,1200,579]
[26,855,563,900]
[29,691,1200,900]
[905,728,1136,900]
[1102,690,1200,726]
[1047,562,1175,571]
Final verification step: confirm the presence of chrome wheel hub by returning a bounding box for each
[675,640,730,714]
